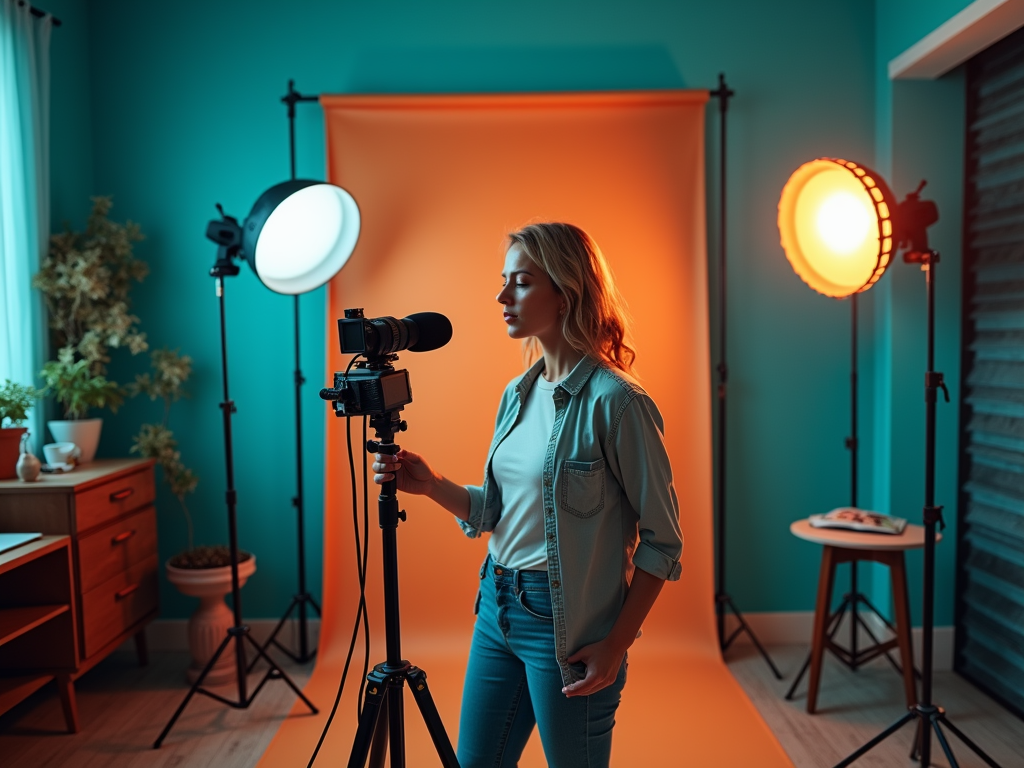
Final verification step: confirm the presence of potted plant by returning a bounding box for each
[39,349,124,463]
[0,380,41,480]
[130,348,255,684]
[33,196,148,460]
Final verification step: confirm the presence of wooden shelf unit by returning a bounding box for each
[0,536,78,732]
[0,459,160,732]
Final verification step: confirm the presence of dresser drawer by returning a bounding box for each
[74,469,155,533]
[81,554,158,659]
[77,506,158,593]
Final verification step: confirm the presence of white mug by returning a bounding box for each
[43,442,80,467]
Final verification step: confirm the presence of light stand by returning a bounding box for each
[255,80,323,665]
[154,222,318,748]
[833,243,1002,766]
[786,293,921,700]
[711,73,782,679]
[345,408,459,768]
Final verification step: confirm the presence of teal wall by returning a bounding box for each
[869,0,973,627]
[40,0,969,625]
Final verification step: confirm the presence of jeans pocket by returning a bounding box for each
[561,458,606,518]
[516,588,553,621]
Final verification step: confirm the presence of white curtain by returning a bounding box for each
[0,0,51,450]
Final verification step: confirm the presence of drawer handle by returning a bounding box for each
[111,529,137,545]
[110,488,135,502]
[115,583,140,600]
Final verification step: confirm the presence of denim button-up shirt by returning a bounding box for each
[461,356,683,686]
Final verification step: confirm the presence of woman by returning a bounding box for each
[372,222,682,768]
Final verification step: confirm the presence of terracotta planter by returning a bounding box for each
[47,418,102,464]
[166,555,257,684]
[0,427,27,480]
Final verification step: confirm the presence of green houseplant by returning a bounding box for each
[33,196,147,462]
[0,380,42,480]
[39,349,124,463]
[130,348,254,685]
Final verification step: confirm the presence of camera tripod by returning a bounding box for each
[347,409,459,768]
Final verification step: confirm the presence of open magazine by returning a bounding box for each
[809,507,908,535]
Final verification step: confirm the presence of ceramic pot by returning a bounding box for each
[0,427,27,480]
[47,418,102,463]
[166,555,257,684]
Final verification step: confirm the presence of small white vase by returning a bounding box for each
[47,418,102,464]
[16,432,41,482]
[166,555,257,685]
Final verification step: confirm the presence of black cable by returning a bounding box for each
[307,357,371,768]
[358,416,371,716]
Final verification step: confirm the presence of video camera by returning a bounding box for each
[319,308,453,417]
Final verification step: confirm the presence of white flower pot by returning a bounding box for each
[166,555,257,685]
[47,418,103,464]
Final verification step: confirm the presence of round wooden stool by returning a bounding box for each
[790,519,940,714]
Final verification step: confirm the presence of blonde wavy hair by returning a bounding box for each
[508,222,637,376]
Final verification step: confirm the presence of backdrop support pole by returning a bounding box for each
[256,80,324,666]
[710,74,782,679]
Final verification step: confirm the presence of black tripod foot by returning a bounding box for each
[717,593,783,679]
[154,625,317,749]
[249,593,323,669]
[835,704,1004,768]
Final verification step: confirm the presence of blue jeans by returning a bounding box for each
[458,557,627,768]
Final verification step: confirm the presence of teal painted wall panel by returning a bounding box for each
[872,0,972,627]
[47,0,94,232]
[67,0,879,619]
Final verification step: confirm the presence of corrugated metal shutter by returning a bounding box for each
[957,24,1024,721]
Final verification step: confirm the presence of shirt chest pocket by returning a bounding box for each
[560,458,606,519]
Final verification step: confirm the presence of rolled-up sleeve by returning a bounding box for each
[609,394,683,581]
[458,485,486,538]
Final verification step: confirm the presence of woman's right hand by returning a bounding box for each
[372,449,438,497]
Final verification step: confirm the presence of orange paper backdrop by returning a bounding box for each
[259,91,793,768]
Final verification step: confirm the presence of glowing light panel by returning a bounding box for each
[778,158,895,298]
[251,184,360,295]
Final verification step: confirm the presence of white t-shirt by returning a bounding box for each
[488,374,558,571]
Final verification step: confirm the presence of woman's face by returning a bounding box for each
[497,244,563,343]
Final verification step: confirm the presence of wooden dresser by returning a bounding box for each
[0,459,159,693]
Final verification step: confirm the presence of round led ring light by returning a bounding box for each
[242,179,361,295]
[778,158,896,298]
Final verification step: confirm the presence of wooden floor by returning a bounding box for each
[727,644,1023,768]
[1,643,1021,767]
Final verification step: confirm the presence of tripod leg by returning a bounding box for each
[368,693,389,768]
[154,631,234,748]
[938,715,1004,768]
[310,595,323,616]
[932,718,960,768]
[243,633,318,713]
[786,600,849,699]
[249,599,298,671]
[832,711,916,768]
[408,668,460,768]
[350,675,389,768]
[388,676,406,768]
[910,717,923,760]
[726,598,783,679]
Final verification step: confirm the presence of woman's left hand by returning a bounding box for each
[562,638,627,698]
